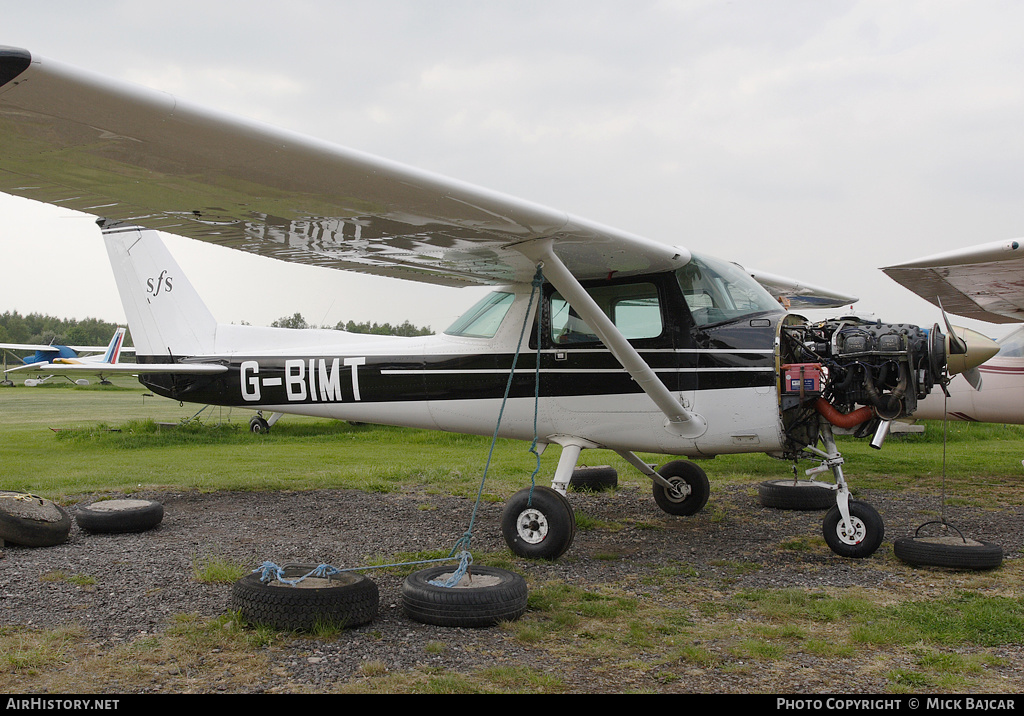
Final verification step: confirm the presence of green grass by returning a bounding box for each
[5,378,1024,506]
[2,379,1024,694]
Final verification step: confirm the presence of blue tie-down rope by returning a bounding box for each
[253,550,475,587]
[254,267,547,589]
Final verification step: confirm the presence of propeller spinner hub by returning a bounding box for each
[945,326,1000,376]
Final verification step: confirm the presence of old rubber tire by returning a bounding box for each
[652,460,710,516]
[402,565,528,628]
[894,536,1003,570]
[569,465,618,491]
[75,499,164,534]
[758,479,834,511]
[501,486,576,560]
[231,566,379,631]
[822,500,884,558]
[0,491,71,547]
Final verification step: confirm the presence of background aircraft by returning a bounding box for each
[1,328,132,386]
[884,240,1024,424]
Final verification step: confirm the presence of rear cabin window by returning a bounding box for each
[445,291,515,338]
[549,282,663,344]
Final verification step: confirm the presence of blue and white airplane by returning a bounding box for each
[1,327,131,385]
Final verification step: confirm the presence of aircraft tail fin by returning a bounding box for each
[101,327,127,364]
[102,224,218,358]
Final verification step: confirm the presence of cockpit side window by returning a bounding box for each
[444,291,515,338]
[549,282,663,344]
[676,254,780,327]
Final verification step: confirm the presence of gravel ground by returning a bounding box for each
[1,482,1022,693]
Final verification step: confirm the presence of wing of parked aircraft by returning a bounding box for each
[882,239,1024,324]
[3,327,223,378]
[0,46,855,308]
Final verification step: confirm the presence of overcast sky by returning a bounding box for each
[2,0,1023,336]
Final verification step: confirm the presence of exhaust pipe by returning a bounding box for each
[870,419,891,450]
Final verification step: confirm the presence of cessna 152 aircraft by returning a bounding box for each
[0,46,999,560]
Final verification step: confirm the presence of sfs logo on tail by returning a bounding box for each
[146,270,173,296]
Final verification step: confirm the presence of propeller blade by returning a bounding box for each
[963,367,984,391]
[937,297,968,355]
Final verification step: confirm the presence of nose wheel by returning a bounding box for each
[822,499,884,558]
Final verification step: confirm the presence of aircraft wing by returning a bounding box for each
[0,342,135,355]
[0,342,62,352]
[882,239,1024,324]
[0,47,689,287]
[747,268,857,310]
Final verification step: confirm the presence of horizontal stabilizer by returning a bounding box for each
[4,362,227,375]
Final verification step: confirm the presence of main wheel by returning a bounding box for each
[231,566,379,631]
[0,491,71,547]
[75,499,164,534]
[822,500,884,558]
[758,479,834,511]
[402,565,528,627]
[652,460,710,516]
[500,486,576,559]
[249,416,270,434]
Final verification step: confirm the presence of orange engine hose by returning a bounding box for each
[815,398,873,429]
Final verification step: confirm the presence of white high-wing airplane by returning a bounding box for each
[884,240,1024,424]
[0,47,999,560]
[2,327,131,386]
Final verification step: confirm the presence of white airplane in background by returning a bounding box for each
[884,240,1024,424]
[2,327,131,386]
[0,47,998,560]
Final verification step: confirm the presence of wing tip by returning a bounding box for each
[0,46,32,89]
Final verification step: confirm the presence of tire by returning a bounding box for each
[75,499,164,534]
[0,491,71,547]
[822,500,884,558]
[500,486,576,559]
[569,465,618,492]
[652,460,710,516]
[758,479,834,511]
[249,416,270,434]
[402,565,528,627]
[894,535,1003,570]
[231,566,379,631]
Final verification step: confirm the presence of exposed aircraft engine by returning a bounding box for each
[778,318,947,450]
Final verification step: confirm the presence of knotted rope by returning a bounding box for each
[254,266,546,588]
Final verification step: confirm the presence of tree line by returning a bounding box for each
[0,311,122,347]
[0,309,434,348]
[271,313,434,336]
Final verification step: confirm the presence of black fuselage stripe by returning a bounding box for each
[136,351,777,405]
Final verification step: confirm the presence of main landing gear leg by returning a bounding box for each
[806,420,884,558]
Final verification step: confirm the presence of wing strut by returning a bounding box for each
[516,240,707,439]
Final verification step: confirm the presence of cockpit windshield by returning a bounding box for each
[676,253,782,327]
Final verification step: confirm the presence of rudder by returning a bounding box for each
[102,223,218,358]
